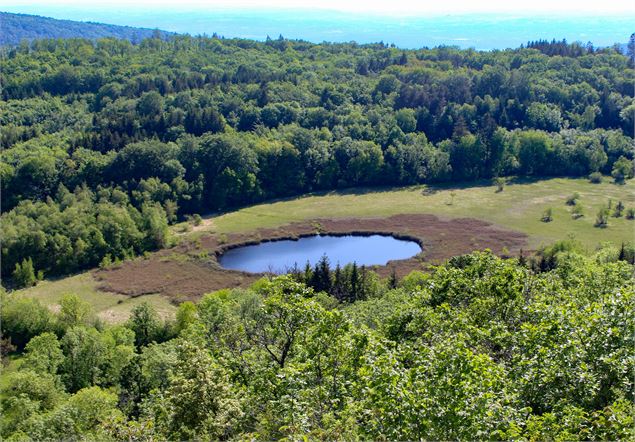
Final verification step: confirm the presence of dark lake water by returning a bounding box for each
[219,234,422,274]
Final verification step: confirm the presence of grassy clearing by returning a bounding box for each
[12,177,634,323]
[201,177,635,251]
[15,273,176,323]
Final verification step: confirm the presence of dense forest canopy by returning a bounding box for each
[0,12,174,46]
[1,250,633,439]
[1,35,634,280]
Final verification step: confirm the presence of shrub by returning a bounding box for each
[571,204,584,219]
[613,201,624,217]
[588,172,602,183]
[595,207,609,227]
[187,214,203,226]
[99,255,112,269]
[626,208,635,220]
[493,177,506,192]
[541,208,553,222]
[565,192,580,206]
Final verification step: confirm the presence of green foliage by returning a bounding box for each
[12,258,37,288]
[595,206,610,227]
[2,251,634,440]
[1,36,633,278]
[613,200,625,217]
[0,295,55,349]
[571,203,584,219]
[541,207,553,222]
[174,301,197,334]
[23,332,64,375]
[0,185,168,278]
[493,176,506,192]
[57,293,94,329]
[611,156,634,183]
[0,370,64,436]
[22,387,122,441]
[60,326,107,392]
[566,192,580,205]
[589,171,603,183]
[126,302,162,348]
[150,341,244,439]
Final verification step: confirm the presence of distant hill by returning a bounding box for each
[0,12,175,46]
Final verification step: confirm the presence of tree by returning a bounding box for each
[137,91,164,117]
[1,297,55,350]
[23,387,122,441]
[613,201,625,217]
[58,294,93,329]
[309,254,332,293]
[141,202,170,249]
[517,131,553,175]
[245,277,318,368]
[157,342,244,440]
[611,156,633,183]
[61,326,106,392]
[12,257,37,288]
[23,332,64,375]
[0,370,63,436]
[388,267,398,289]
[395,109,417,133]
[127,302,161,348]
[526,102,563,132]
[175,301,198,334]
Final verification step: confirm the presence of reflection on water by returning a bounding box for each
[219,234,422,274]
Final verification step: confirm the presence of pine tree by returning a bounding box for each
[303,261,313,284]
[518,249,527,267]
[388,267,398,289]
[349,262,360,303]
[310,254,332,293]
[332,263,344,301]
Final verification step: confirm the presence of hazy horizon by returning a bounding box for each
[3,3,634,49]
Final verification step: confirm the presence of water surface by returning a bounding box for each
[219,234,421,274]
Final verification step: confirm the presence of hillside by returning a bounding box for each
[0,12,175,46]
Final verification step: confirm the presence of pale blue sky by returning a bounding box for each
[4,0,633,49]
[5,0,635,15]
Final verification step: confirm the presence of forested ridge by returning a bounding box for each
[1,249,633,439]
[0,12,174,46]
[1,35,634,281]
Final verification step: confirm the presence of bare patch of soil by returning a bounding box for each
[95,214,527,301]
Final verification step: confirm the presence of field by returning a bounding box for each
[11,273,177,323]
[14,177,635,322]
[204,177,635,249]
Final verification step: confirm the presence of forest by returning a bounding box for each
[1,248,633,439]
[1,26,635,441]
[1,35,634,283]
[0,12,174,46]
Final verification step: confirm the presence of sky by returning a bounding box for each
[3,0,633,49]
[5,0,635,15]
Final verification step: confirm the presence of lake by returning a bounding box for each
[219,234,422,274]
